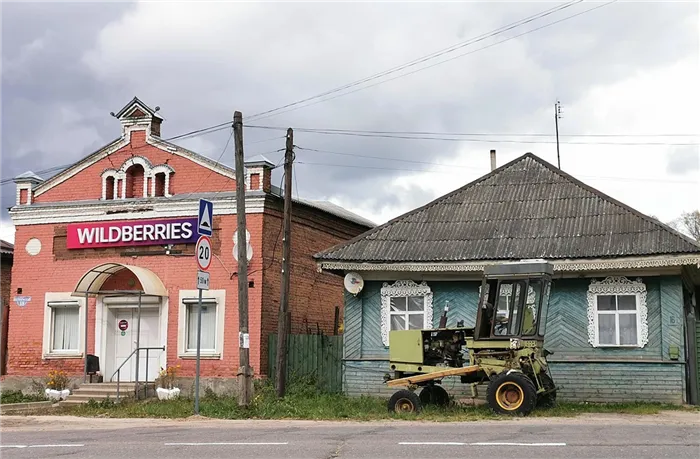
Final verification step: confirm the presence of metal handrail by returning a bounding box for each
[110,346,165,402]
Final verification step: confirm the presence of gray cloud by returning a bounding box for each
[667,146,700,175]
[1,1,698,233]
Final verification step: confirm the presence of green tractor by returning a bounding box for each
[384,260,557,416]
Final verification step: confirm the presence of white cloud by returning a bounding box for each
[0,220,16,244]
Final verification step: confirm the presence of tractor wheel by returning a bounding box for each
[536,372,557,408]
[486,371,537,416]
[419,385,450,406]
[388,389,422,414]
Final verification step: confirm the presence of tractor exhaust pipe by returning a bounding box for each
[439,301,449,328]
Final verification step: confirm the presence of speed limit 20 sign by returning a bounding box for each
[196,235,212,271]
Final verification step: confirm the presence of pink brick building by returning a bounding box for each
[4,98,373,390]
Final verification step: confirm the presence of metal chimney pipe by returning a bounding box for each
[490,149,497,171]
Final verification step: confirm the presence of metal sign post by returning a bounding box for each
[194,199,213,415]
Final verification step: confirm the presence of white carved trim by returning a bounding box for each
[119,155,153,172]
[586,276,648,348]
[246,166,264,191]
[9,196,266,225]
[16,184,33,205]
[318,255,700,273]
[380,280,433,347]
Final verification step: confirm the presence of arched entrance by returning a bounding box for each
[72,263,168,385]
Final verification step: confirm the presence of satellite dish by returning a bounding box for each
[344,272,364,295]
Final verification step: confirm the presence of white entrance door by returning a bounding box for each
[112,308,161,382]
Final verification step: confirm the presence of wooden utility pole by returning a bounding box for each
[233,111,253,406]
[275,128,294,397]
[555,100,562,169]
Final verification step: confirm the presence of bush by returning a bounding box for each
[0,390,46,404]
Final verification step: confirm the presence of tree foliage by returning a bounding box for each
[669,210,700,242]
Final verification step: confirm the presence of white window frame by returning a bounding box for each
[178,289,226,359]
[587,276,648,348]
[42,292,86,359]
[380,280,433,347]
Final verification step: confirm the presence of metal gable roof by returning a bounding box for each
[315,153,700,263]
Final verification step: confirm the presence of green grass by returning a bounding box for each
[57,378,700,421]
[0,390,46,405]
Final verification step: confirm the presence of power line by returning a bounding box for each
[297,146,484,170]
[247,1,617,122]
[0,133,286,186]
[250,126,698,146]
[248,126,698,138]
[295,158,698,185]
[247,1,583,122]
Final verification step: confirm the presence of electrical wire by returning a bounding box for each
[247,1,617,121]
[247,1,585,121]
[295,160,698,185]
[246,126,698,139]
[248,126,699,146]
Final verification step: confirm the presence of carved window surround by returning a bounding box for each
[587,276,648,348]
[101,156,174,200]
[380,280,433,347]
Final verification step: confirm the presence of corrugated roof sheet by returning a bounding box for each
[1,239,14,254]
[316,153,700,262]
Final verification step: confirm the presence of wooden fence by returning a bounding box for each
[268,334,343,394]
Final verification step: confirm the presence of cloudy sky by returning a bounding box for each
[1,0,699,244]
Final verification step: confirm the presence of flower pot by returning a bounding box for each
[45,388,70,401]
[156,387,180,400]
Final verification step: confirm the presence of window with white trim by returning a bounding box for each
[178,290,226,358]
[185,298,217,353]
[42,293,86,358]
[50,302,80,352]
[380,280,433,347]
[587,276,649,348]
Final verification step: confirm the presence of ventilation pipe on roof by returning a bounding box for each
[490,149,497,171]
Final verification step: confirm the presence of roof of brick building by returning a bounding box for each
[1,239,14,255]
[315,152,700,263]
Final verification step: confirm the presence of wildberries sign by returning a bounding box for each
[66,217,199,249]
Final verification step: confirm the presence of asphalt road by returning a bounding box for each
[2,416,699,459]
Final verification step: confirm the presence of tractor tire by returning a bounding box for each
[388,389,422,414]
[486,371,537,416]
[536,372,557,408]
[419,385,450,406]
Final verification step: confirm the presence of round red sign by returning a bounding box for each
[118,319,129,331]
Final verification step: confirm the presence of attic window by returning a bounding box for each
[105,176,115,200]
[154,173,166,197]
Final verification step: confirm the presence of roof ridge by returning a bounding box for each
[314,153,535,259]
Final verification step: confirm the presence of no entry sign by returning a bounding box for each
[118,319,129,331]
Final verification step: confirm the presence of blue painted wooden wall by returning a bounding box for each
[343,276,687,403]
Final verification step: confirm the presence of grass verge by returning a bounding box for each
[1,390,46,405]
[57,378,700,421]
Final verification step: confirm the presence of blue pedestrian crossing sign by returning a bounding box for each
[198,199,213,236]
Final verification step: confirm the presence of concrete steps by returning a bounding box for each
[59,382,155,406]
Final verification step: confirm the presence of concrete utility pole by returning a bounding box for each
[555,100,562,169]
[275,128,294,398]
[233,111,253,406]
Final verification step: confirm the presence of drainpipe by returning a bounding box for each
[490,150,497,171]
[134,291,142,399]
[84,293,89,383]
